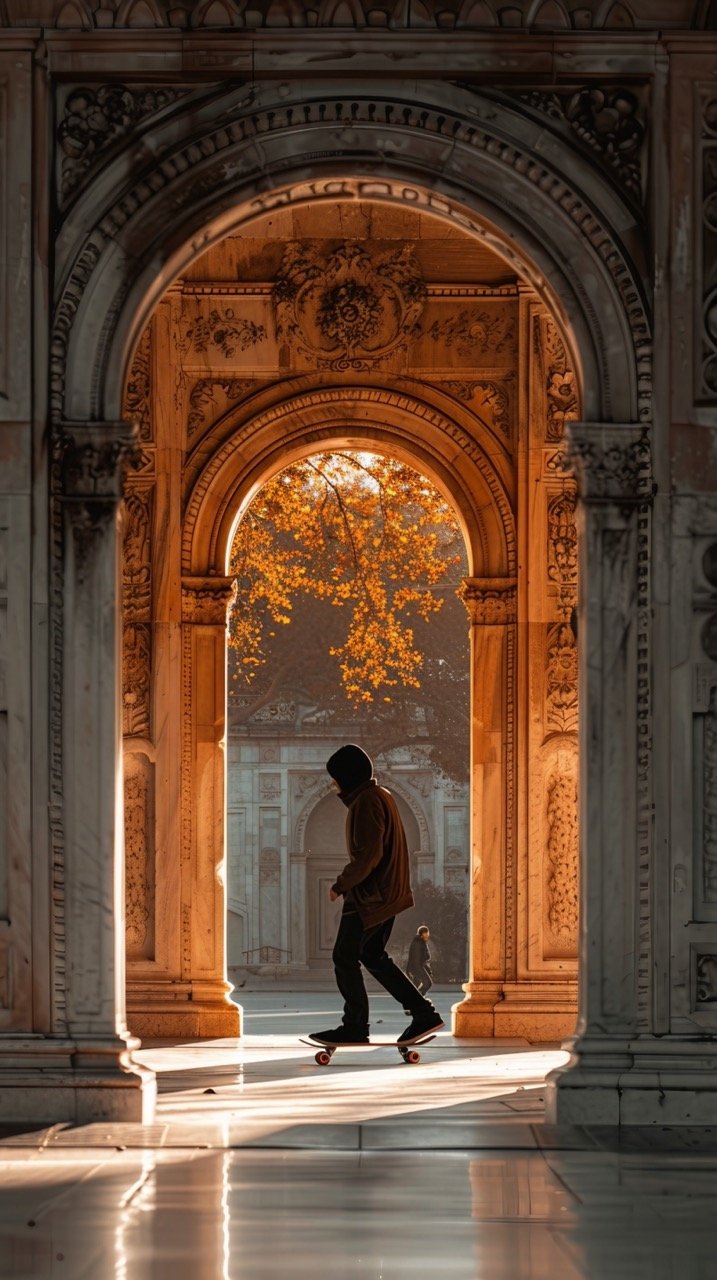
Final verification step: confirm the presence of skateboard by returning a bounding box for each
[299,1033,436,1066]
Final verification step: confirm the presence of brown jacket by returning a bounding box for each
[332,779,415,927]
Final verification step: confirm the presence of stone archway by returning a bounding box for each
[52,81,652,1124]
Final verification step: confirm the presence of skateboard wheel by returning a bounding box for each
[405,1050,421,1064]
[315,1050,332,1066]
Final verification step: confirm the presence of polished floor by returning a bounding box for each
[1,993,716,1279]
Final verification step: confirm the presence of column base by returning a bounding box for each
[547,1034,717,1125]
[452,980,578,1041]
[126,978,241,1039]
[0,1036,156,1124]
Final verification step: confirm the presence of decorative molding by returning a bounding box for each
[4,1,707,31]
[696,954,717,1004]
[459,576,516,625]
[546,622,578,735]
[122,488,152,623]
[565,423,652,503]
[122,623,151,738]
[181,575,236,624]
[273,241,425,371]
[443,377,513,438]
[515,86,645,200]
[57,84,188,206]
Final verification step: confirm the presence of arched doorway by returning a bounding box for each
[53,82,650,1123]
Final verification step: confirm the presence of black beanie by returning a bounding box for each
[326,744,374,792]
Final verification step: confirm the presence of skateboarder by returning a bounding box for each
[310,744,444,1047]
[407,925,433,996]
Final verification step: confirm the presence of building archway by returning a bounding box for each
[54,81,651,1124]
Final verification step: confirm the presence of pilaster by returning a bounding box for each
[546,422,665,1123]
[0,421,156,1124]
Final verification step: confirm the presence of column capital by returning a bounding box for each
[59,420,141,502]
[459,576,517,625]
[181,575,237,625]
[565,422,653,503]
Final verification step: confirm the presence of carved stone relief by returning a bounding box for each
[123,327,152,443]
[516,86,645,200]
[546,622,578,735]
[180,308,267,360]
[57,84,187,206]
[442,377,514,438]
[273,241,426,371]
[187,378,258,441]
[696,953,717,1003]
[426,308,515,357]
[123,623,152,738]
[124,752,155,959]
[460,578,517,626]
[545,769,579,951]
[547,488,578,616]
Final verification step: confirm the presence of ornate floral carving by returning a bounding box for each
[701,95,717,398]
[58,84,186,204]
[251,700,296,723]
[181,576,236,624]
[547,489,578,616]
[517,86,644,198]
[546,771,578,947]
[61,421,140,501]
[426,307,515,357]
[546,622,578,734]
[459,577,516,625]
[187,378,257,440]
[181,309,266,359]
[441,379,512,436]
[123,327,152,443]
[122,623,151,738]
[566,424,652,502]
[124,752,154,958]
[273,241,426,371]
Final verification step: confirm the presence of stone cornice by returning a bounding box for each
[565,422,653,503]
[181,575,236,625]
[459,577,517,625]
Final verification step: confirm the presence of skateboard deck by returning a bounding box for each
[300,1033,436,1065]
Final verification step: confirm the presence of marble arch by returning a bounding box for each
[51,78,656,1127]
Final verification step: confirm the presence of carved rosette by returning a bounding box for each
[565,423,652,504]
[273,241,426,371]
[181,576,237,625]
[459,577,517,625]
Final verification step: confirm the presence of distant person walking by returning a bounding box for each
[310,744,444,1047]
[407,925,433,996]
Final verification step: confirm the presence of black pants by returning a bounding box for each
[333,908,435,1034]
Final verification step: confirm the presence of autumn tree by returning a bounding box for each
[228,451,469,779]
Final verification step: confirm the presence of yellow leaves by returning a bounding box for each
[227,450,465,703]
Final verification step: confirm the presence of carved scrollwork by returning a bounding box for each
[187,377,258,440]
[181,309,267,360]
[124,752,155,957]
[700,93,717,399]
[547,488,578,616]
[123,326,152,443]
[181,575,237,624]
[427,307,515,357]
[566,423,652,503]
[273,241,426,371]
[516,85,645,199]
[122,623,151,738]
[459,577,516,625]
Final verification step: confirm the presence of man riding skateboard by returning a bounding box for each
[310,744,444,1047]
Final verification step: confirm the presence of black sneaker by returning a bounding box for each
[398,1012,445,1044]
[308,1026,370,1046]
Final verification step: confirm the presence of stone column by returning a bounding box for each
[180,577,240,1037]
[453,577,516,1037]
[53,422,154,1122]
[547,423,653,1123]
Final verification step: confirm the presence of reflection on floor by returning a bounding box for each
[1,993,716,1279]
